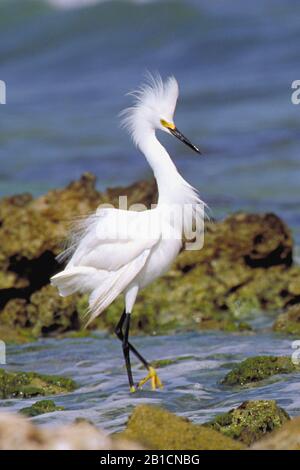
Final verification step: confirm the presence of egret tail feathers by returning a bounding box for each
[50,266,105,297]
[85,250,150,326]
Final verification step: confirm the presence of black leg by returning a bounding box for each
[115,309,126,337]
[115,310,149,369]
[115,309,163,391]
[122,313,135,390]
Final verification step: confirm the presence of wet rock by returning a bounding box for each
[0,368,76,399]
[205,400,290,446]
[105,179,157,208]
[221,356,298,386]
[0,412,141,450]
[0,299,36,343]
[0,174,156,341]
[149,356,194,368]
[176,212,293,270]
[73,417,95,426]
[119,404,244,450]
[0,174,299,341]
[0,286,84,340]
[0,174,154,296]
[0,174,101,303]
[252,416,300,450]
[99,273,253,335]
[100,212,297,335]
[173,213,296,314]
[0,324,35,344]
[27,285,82,337]
[137,355,195,370]
[19,399,64,417]
[1,298,28,328]
[273,304,300,335]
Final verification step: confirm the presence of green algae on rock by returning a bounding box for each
[0,287,94,343]
[137,355,195,370]
[0,175,158,342]
[1,174,300,342]
[149,356,194,369]
[205,400,290,446]
[0,173,155,293]
[273,304,300,336]
[19,399,64,417]
[221,356,298,386]
[0,324,36,344]
[99,212,297,335]
[0,368,76,399]
[119,405,244,450]
[98,269,253,335]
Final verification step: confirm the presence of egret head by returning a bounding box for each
[121,73,201,154]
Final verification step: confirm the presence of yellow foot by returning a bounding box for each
[130,385,136,393]
[137,366,163,391]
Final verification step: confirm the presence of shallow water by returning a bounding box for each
[2,330,300,432]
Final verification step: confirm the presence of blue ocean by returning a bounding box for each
[0,0,299,245]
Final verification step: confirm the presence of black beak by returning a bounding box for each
[170,127,202,154]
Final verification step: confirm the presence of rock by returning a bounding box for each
[98,273,253,335]
[0,174,155,288]
[0,175,155,341]
[100,212,297,335]
[0,174,299,341]
[0,324,35,344]
[221,356,298,386]
[0,173,155,296]
[251,416,300,450]
[149,356,194,369]
[0,412,141,450]
[173,213,297,314]
[0,173,102,323]
[27,285,82,337]
[137,356,195,370]
[19,399,64,417]
[273,304,300,335]
[0,174,99,292]
[0,286,82,339]
[205,400,290,446]
[119,405,244,450]
[0,298,28,328]
[105,179,157,208]
[0,368,76,399]
[176,212,293,270]
[73,417,95,426]
[149,358,177,368]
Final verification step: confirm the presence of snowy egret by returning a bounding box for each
[51,74,204,392]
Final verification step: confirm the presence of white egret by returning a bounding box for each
[51,74,204,392]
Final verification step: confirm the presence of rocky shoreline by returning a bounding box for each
[0,352,299,449]
[0,173,300,450]
[0,400,299,450]
[0,173,299,342]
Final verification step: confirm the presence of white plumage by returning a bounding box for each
[51,74,204,390]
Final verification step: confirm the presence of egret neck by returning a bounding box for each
[138,130,190,206]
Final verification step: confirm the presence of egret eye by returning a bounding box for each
[160,119,175,130]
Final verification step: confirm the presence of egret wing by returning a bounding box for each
[66,207,160,271]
